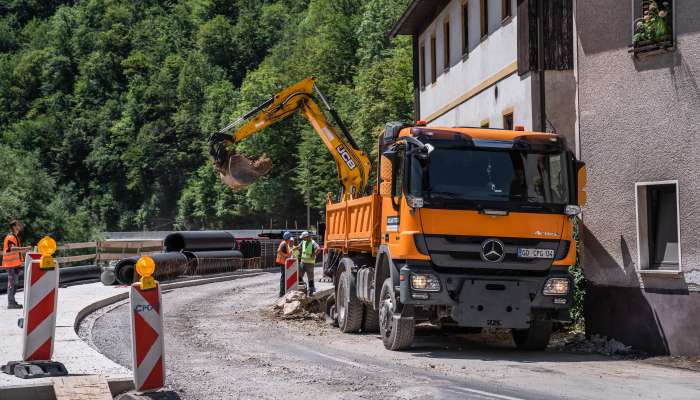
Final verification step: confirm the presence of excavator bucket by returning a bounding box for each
[216,152,273,189]
[209,132,273,189]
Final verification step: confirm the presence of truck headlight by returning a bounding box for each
[543,278,570,296]
[411,274,440,291]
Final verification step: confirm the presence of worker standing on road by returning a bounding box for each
[276,231,294,297]
[299,231,320,296]
[3,220,30,309]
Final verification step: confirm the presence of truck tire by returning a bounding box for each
[379,278,414,350]
[337,270,363,333]
[362,305,380,333]
[512,320,553,350]
[324,292,338,327]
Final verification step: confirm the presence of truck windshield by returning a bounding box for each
[408,142,570,211]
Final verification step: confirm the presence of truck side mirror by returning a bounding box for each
[382,148,398,167]
[577,161,587,207]
[382,147,402,210]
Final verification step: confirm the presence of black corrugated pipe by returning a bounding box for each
[164,231,236,252]
[113,256,139,285]
[113,252,190,285]
[0,265,101,293]
[183,250,244,275]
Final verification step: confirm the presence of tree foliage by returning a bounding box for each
[0,0,413,242]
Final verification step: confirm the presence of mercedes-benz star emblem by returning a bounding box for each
[481,238,505,263]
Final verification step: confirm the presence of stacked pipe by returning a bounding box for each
[112,252,190,285]
[183,250,244,275]
[109,231,288,285]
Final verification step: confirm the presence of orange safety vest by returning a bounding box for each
[2,234,22,268]
[276,241,292,265]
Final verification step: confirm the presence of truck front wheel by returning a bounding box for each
[379,278,414,350]
[337,270,363,333]
[512,320,553,350]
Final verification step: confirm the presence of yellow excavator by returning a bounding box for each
[209,76,371,199]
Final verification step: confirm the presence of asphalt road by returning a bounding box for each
[85,272,700,400]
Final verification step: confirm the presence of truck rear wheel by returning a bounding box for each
[362,305,379,333]
[512,320,553,350]
[379,278,414,350]
[337,269,363,333]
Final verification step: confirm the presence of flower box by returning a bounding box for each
[629,35,674,57]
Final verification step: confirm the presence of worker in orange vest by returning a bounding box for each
[3,220,31,309]
[276,232,294,297]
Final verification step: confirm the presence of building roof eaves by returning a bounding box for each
[388,0,451,38]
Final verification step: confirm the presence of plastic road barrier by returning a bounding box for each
[22,252,59,361]
[1,237,68,379]
[285,257,299,293]
[130,256,166,392]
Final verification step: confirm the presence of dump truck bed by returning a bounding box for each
[324,194,381,254]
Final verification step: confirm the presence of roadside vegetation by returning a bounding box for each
[0,0,413,242]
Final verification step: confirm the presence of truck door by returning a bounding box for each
[379,146,405,251]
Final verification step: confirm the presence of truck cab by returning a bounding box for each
[325,122,586,351]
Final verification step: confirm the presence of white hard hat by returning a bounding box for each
[300,231,309,239]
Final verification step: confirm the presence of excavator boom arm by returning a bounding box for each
[212,77,371,198]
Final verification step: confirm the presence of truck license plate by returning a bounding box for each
[517,248,554,259]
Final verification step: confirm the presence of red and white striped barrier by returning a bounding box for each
[22,252,59,362]
[285,258,299,293]
[129,279,165,392]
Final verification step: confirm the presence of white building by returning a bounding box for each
[390,0,575,145]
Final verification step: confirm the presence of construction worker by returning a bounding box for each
[3,220,30,309]
[298,231,320,296]
[276,231,294,297]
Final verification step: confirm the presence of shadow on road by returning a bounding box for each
[118,391,182,400]
[405,325,613,364]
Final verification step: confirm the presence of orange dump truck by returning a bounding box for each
[323,122,586,350]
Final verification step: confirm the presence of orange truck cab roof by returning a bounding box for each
[401,126,552,140]
[398,126,566,150]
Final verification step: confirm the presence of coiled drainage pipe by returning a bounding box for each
[183,250,244,275]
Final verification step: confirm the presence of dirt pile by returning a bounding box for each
[271,289,332,320]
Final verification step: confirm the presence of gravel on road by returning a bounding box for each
[83,272,700,400]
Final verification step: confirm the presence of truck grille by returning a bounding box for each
[420,235,564,271]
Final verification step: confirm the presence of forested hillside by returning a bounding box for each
[0,0,413,242]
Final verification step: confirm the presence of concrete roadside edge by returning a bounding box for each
[1,268,277,400]
[0,378,133,400]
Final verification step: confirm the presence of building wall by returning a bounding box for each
[431,72,533,128]
[418,0,533,128]
[576,0,700,355]
[544,70,576,149]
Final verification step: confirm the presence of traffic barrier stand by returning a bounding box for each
[1,237,68,379]
[130,256,166,392]
[285,257,299,293]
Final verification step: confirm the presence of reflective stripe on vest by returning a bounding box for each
[2,234,22,268]
[301,241,316,264]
